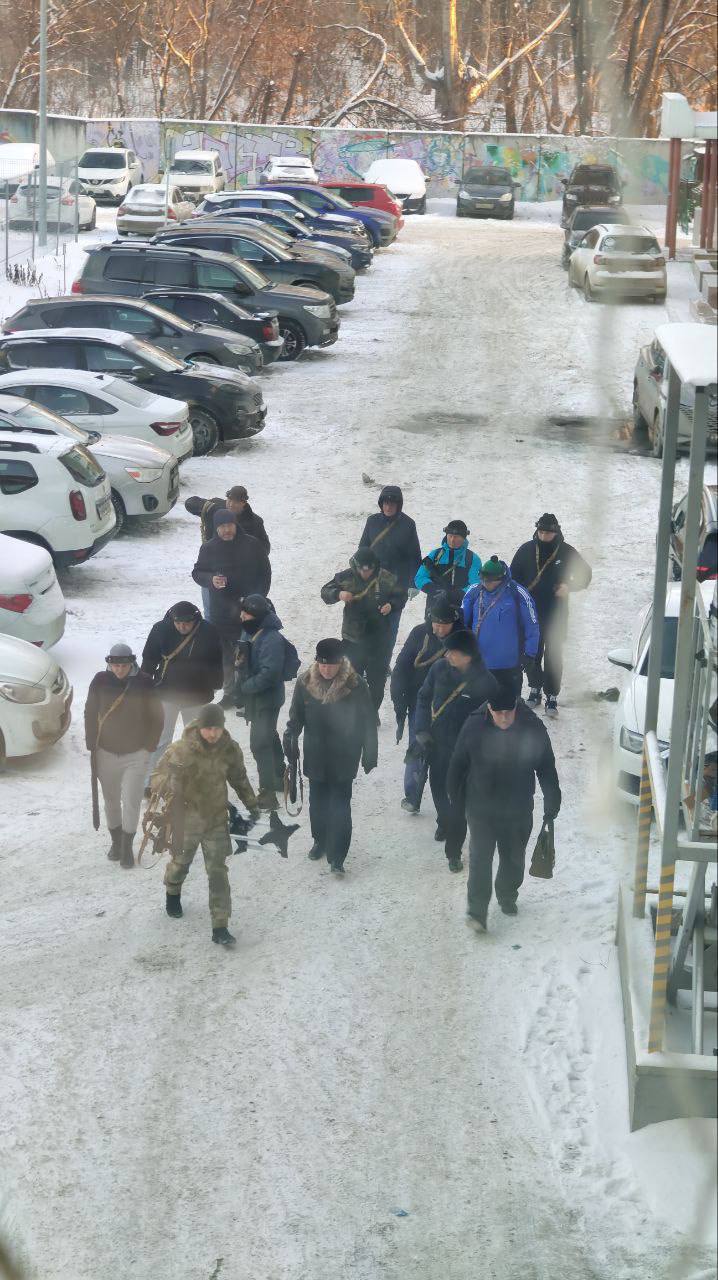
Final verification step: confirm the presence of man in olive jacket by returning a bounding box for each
[151,703,259,946]
[321,547,406,709]
[283,638,377,874]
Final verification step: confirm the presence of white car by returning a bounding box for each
[608,581,714,802]
[165,150,226,202]
[364,158,427,214]
[0,369,193,463]
[77,147,143,204]
[0,632,72,764]
[568,223,667,303]
[9,176,96,231]
[116,183,195,235]
[633,325,718,457]
[0,429,115,568]
[0,395,178,532]
[0,143,55,195]
[0,532,66,648]
[260,155,318,184]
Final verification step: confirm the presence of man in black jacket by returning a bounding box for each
[236,594,288,810]
[85,643,164,868]
[191,508,271,699]
[185,485,270,617]
[141,600,223,786]
[390,594,462,813]
[283,638,377,874]
[359,485,421,652]
[448,687,561,930]
[414,631,498,872]
[510,513,591,718]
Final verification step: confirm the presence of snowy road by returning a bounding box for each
[1,207,715,1280]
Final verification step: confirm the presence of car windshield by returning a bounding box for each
[572,166,616,184]
[316,189,351,209]
[127,187,166,205]
[465,168,512,185]
[571,209,627,231]
[640,617,678,678]
[11,400,86,439]
[601,234,660,254]
[141,301,192,332]
[171,158,213,175]
[126,339,185,371]
[233,260,271,289]
[80,151,126,169]
[60,444,105,487]
[102,378,154,406]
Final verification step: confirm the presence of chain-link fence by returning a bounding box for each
[0,152,90,278]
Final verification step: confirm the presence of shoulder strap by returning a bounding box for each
[351,576,380,602]
[369,517,398,550]
[431,679,467,723]
[159,623,199,681]
[527,541,560,592]
[249,628,265,645]
[97,687,129,740]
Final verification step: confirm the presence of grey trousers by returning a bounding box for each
[145,700,204,785]
[96,746,149,835]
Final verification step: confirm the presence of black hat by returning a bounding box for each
[196,703,225,728]
[480,555,505,580]
[444,519,469,538]
[378,485,403,509]
[489,687,518,712]
[226,485,248,502]
[241,594,271,619]
[536,513,561,532]
[315,638,344,663]
[443,630,478,657]
[354,547,379,570]
[430,594,460,623]
[170,600,201,622]
[213,507,236,530]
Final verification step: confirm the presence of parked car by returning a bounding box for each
[193,198,373,270]
[117,183,195,235]
[364,158,427,214]
[9,177,96,231]
[153,222,356,304]
[608,581,714,802]
[3,295,264,376]
[0,328,265,455]
[456,166,519,219]
[561,206,630,267]
[260,155,318,184]
[568,224,666,304]
[0,143,55,196]
[0,531,66,649]
[320,180,404,226]
[72,242,340,363]
[194,212,355,270]
[163,150,226,202]
[0,394,178,533]
[561,163,623,226]
[0,368,193,462]
[77,147,143,204]
[197,189,373,251]
[260,183,395,246]
[0,429,115,567]
[0,632,72,764]
[633,326,718,457]
[669,481,718,581]
[143,289,284,365]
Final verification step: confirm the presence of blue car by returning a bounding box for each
[193,196,373,271]
[261,183,397,248]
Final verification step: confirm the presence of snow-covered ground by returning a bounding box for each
[1,203,716,1280]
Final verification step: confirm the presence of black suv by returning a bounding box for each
[561,164,623,226]
[73,243,339,361]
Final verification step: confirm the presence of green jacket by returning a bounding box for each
[320,558,406,645]
[151,723,257,828]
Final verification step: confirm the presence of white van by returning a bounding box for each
[0,430,116,568]
[165,150,226,201]
[364,157,427,213]
[0,143,56,195]
[0,531,66,648]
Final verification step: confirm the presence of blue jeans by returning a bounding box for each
[403,705,426,809]
[387,605,403,654]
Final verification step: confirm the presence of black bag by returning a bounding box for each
[529,819,555,879]
[281,636,301,681]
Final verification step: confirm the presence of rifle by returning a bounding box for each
[137,771,185,865]
[282,731,303,815]
[90,748,100,831]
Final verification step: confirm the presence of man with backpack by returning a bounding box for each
[235,594,300,810]
[358,485,421,651]
[461,555,540,701]
[414,520,481,617]
[321,547,407,710]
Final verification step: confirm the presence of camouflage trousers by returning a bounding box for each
[163,816,233,927]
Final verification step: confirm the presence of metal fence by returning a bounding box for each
[0,154,86,277]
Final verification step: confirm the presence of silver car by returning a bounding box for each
[117,184,195,236]
[568,223,667,303]
[633,331,718,456]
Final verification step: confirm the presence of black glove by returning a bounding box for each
[282,729,298,760]
[523,656,541,688]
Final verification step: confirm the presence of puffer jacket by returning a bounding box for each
[414,538,482,614]
[461,566,540,671]
[320,556,407,645]
[237,609,286,715]
[151,723,257,827]
[141,611,223,704]
[285,658,378,782]
[414,656,498,751]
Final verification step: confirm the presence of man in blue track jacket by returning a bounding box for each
[461,554,539,700]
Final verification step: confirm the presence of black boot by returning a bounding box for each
[307,843,324,861]
[447,856,463,873]
[107,827,122,861]
[212,926,236,946]
[466,906,488,932]
[166,893,183,918]
[120,831,134,869]
[499,900,518,916]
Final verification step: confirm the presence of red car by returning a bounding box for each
[320,180,404,230]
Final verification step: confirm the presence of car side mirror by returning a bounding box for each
[607,647,633,671]
[513,181,522,190]
[560,177,568,187]
[233,281,251,297]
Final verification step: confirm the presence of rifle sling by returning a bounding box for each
[369,517,398,550]
[96,687,129,745]
[527,541,560,592]
[431,680,467,724]
[159,623,199,682]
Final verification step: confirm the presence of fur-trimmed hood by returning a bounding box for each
[302,656,359,704]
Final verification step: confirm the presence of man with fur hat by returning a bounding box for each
[510,514,592,717]
[461,555,540,701]
[85,643,164,868]
[448,687,561,931]
[359,485,422,650]
[391,593,463,813]
[414,631,498,871]
[414,519,482,617]
[192,508,271,699]
[151,703,259,946]
[321,547,406,709]
[283,638,377,874]
[236,594,289,810]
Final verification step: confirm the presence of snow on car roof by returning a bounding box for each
[655,324,718,388]
[3,328,133,344]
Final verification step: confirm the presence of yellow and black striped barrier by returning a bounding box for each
[647,861,677,1052]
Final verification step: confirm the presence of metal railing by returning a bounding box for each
[0,155,84,276]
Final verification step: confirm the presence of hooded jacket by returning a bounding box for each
[414,655,499,750]
[85,670,163,754]
[185,494,270,551]
[510,532,592,622]
[461,565,540,671]
[321,556,407,645]
[191,512,271,636]
[151,722,257,827]
[414,538,482,611]
[447,702,561,820]
[358,487,422,590]
[390,618,462,718]
[141,610,223,705]
[285,657,378,782]
[237,608,286,715]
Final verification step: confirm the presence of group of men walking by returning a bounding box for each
[85,481,591,943]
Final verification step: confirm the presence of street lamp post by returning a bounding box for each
[38,0,48,248]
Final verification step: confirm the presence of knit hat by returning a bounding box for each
[354,547,379,570]
[444,519,469,538]
[197,703,225,728]
[105,642,136,663]
[536,513,561,532]
[213,507,236,531]
[378,485,403,510]
[430,594,460,624]
[241,594,271,620]
[226,485,248,502]
[480,555,505,580]
[315,638,344,663]
[489,687,517,712]
[170,600,201,622]
[443,630,478,657]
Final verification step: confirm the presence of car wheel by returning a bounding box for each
[188,405,220,455]
[187,352,219,365]
[418,196,427,214]
[110,490,126,534]
[277,320,307,362]
[632,385,648,434]
[583,275,595,303]
[505,203,515,219]
[456,205,464,218]
[649,412,664,459]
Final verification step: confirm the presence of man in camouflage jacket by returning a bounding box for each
[320,547,407,709]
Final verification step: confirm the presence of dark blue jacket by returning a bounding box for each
[461,570,539,671]
[359,510,422,590]
[414,657,498,751]
[237,610,286,714]
[390,620,460,717]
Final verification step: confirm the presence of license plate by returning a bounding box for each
[96,494,111,519]
[474,200,492,207]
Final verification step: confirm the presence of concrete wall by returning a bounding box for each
[0,108,86,165]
